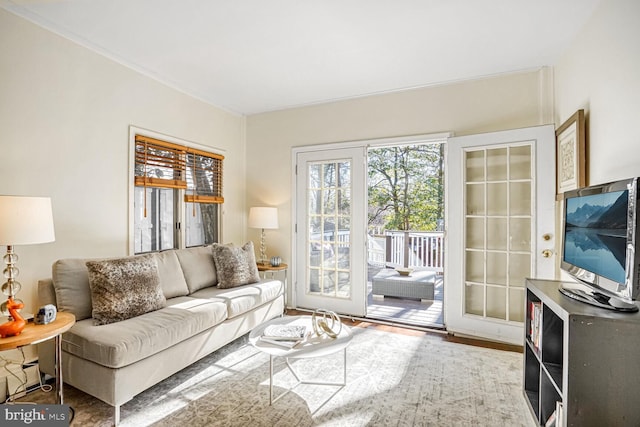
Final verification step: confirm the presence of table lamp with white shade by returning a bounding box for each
[248,206,278,265]
[0,196,55,337]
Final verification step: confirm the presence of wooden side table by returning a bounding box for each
[258,263,288,307]
[0,311,75,404]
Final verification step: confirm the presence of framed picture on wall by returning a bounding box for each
[556,109,586,199]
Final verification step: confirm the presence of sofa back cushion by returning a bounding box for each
[175,246,217,293]
[52,258,93,320]
[154,250,190,298]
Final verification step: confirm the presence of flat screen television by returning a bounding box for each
[560,177,640,312]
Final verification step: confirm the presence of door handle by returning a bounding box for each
[542,249,553,258]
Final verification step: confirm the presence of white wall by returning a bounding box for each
[246,69,554,267]
[0,9,247,312]
[554,0,640,185]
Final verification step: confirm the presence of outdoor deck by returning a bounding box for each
[366,265,444,329]
[314,230,445,328]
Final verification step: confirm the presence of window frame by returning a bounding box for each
[128,126,225,254]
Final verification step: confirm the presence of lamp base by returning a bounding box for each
[0,297,26,338]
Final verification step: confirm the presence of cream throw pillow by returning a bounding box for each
[212,242,261,289]
[86,254,166,325]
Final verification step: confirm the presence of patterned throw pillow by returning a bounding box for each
[212,242,261,289]
[86,254,166,325]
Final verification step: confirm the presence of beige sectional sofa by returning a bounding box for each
[37,246,285,425]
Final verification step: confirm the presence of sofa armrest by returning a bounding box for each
[38,279,57,307]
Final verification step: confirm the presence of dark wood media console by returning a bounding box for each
[524,279,640,426]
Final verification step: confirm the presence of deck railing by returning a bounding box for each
[313,229,445,273]
[369,230,444,273]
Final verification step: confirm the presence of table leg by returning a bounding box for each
[55,333,63,404]
[269,354,274,405]
[343,348,347,384]
[283,269,288,307]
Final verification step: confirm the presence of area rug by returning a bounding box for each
[23,327,535,426]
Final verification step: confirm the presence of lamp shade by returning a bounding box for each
[0,196,55,245]
[248,207,278,229]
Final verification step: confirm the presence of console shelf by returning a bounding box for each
[524,279,640,426]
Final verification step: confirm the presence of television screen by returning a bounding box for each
[563,189,628,284]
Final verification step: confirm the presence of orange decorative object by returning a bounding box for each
[0,297,26,338]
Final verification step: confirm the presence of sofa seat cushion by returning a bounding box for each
[61,296,228,368]
[190,279,284,318]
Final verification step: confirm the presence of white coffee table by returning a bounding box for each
[249,315,352,404]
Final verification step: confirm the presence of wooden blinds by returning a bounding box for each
[185,147,224,204]
[134,135,224,203]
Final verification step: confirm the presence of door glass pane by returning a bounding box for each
[337,161,351,186]
[466,218,485,249]
[487,218,507,250]
[465,150,485,182]
[465,250,484,283]
[309,190,322,214]
[309,164,322,188]
[486,252,507,285]
[509,289,525,322]
[487,148,508,181]
[510,145,532,180]
[466,184,485,215]
[487,183,507,215]
[338,189,351,214]
[510,182,531,215]
[323,163,336,186]
[322,270,336,296]
[337,272,351,298]
[465,284,484,315]
[486,286,507,320]
[509,253,531,287]
[307,160,352,299]
[510,218,531,251]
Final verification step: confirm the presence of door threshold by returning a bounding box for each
[363,315,445,332]
[286,307,446,335]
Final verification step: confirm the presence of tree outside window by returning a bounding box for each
[368,143,444,233]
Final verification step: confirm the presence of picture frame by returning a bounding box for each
[556,109,586,199]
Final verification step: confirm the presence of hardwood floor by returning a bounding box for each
[285,308,523,353]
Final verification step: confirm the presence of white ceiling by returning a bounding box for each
[2,0,600,115]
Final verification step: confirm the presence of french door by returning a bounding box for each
[294,147,367,316]
[445,126,556,345]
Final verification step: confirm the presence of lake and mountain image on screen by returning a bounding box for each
[564,190,628,284]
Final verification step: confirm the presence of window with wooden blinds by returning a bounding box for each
[134,135,188,189]
[185,148,224,204]
[132,130,223,253]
